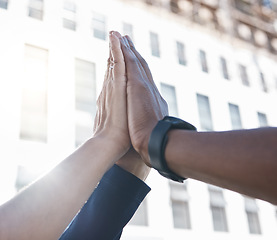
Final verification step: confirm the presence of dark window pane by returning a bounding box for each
[211,206,228,232]
[29,8,43,20]
[246,212,262,234]
[92,13,106,40]
[123,22,134,40]
[260,73,268,92]
[0,0,8,9]
[172,200,191,229]
[200,50,208,73]
[220,57,229,80]
[229,103,242,129]
[239,64,250,86]
[160,83,178,117]
[63,18,76,31]
[150,32,160,57]
[257,112,268,127]
[28,0,44,20]
[177,41,186,66]
[197,94,213,131]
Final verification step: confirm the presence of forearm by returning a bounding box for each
[165,127,277,204]
[0,137,121,240]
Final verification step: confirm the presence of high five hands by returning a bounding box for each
[95,30,168,168]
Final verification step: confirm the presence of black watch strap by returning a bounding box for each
[148,116,197,182]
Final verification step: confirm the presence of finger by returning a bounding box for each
[109,31,126,84]
[95,90,106,131]
[119,36,147,85]
[99,42,114,112]
[125,36,152,80]
[106,45,113,83]
[125,35,158,90]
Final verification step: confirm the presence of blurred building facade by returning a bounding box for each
[0,0,277,239]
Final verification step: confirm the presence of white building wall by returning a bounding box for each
[0,0,276,239]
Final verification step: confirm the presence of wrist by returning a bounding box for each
[116,148,150,181]
[87,135,129,164]
[92,130,130,159]
[116,161,150,181]
[148,116,196,182]
[133,123,158,167]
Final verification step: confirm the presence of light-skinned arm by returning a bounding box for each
[119,33,277,205]
[0,31,130,240]
[58,32,150,240]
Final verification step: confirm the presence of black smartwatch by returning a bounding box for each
[148,116,197,182]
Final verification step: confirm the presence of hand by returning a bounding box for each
[119,34,168,166]
[93,31,130,159]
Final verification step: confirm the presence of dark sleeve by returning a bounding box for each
[59,164,151,240]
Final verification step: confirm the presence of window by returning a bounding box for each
[123,22,134,40]
[257,112,268,127]
[209,185,228,232]
[92,12,106,40]
[196,94,213,131]
[150,32,160,57]
[20,45,48,142]
[170,181,191,229]
[63,1,77,31]
[239,64,250,86]
[220,57,229,80]
[0,0,8,9]
[199,50,208,73]
[259,73,268,92]
[75,59,96,147]
[176,41,186,66]
[228,103,243,130]
[129,199,148,226]
[244,197,262,234]
[28,0,44,20]
[160,83,178,117]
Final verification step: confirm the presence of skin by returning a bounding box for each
[94,32,150,181]
[117,32,277,205]
[0,32,149,240]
